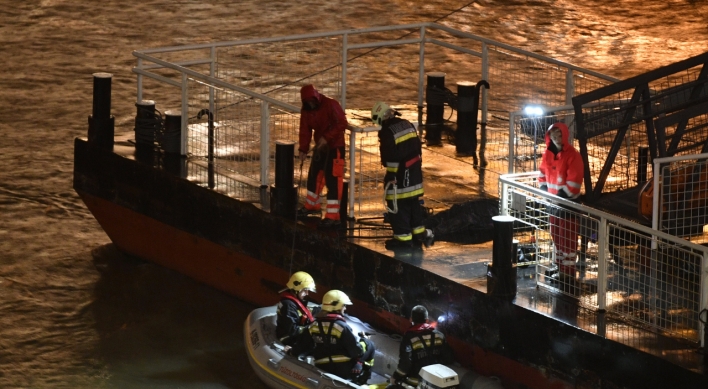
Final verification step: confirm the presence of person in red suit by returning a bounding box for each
[297,84,348,229]
[538,122,584,286]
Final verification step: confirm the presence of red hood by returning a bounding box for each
[545,122,570,148]
[300,84,321,103]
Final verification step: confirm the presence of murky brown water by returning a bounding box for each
[1,1,706,388]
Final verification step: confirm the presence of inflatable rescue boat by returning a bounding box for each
[244,305,504,389]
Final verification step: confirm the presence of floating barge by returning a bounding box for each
[74,24,708,388]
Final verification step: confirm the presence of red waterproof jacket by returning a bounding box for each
[298,85,347,154]
[538,123,584,199]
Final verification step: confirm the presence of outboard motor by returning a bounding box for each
[418,364,460,389]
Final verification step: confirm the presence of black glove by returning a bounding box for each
[384,172,396,185]
[556,189,569,199]
[351,360,363,375]
[539,184,548,191]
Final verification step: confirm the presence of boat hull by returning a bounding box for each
[74,138,708,389]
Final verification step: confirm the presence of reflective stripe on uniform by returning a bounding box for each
[393,128,417,144]
[385,184,423,200]
[325,199,340,215]
[314,355,351,364]
[410,334,443,350]
[305,190,321,208]
[310,321,344,337]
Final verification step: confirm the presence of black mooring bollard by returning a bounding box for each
[425,72,445,146]
[487,215,517,299]
[275,141,294,189]
[87,72,115,151]
[162,111,186,178]
[134,100,157,149]
[455,81,477,157]
[162,110,182,155]
[134,100,157,165]
[270,141,298,218]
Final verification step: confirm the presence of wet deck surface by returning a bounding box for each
[111,133,707,377]
[358,237,706,374]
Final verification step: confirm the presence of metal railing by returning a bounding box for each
[500,172,708,345]
[652,153,708,240]
[131,22,618,219]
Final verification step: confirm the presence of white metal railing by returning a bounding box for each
[500,172,708,345]
[131,22,619,220]
[652,153,708,240]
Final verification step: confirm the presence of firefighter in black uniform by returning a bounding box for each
[389,305,455,388]
[372,101,434,250]
[276,271,320,347]
[289,290,376,385]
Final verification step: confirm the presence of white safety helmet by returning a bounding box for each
[321,290,353,312]
[371,101,393,126]
[286,271,316,293]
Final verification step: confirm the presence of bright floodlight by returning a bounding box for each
[524,105,544,116]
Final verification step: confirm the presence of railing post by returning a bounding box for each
[136,58,143,103]
[650,241,659,328]
[210,46,216,120]
[417,25,426,133]
[565,69,574,106]
[341,33,348,111]
[180,73,188,156]
[597,216,608,311]
[565,69,575,144]
[652,160,661,246]
[481,42,489,123]
[349,130,356,219]
[500,179,509,216]
[261,101,270,187]
[480,43,489,167]
[508,112,518,174]
[700,252,708,350]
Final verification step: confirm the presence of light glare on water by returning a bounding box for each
[1,0,707,388]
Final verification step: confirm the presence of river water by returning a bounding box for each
[1,1,706,388]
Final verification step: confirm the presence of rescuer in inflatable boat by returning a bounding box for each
[289,290,376,385]
[296,84,348,229]
[538,122,584,289]
[372,101,434,250]
[276,271,320,347]
[388,305,455,388]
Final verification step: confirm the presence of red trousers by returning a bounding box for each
[550,214,578,275]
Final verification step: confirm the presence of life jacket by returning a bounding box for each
[309,313,361,365]
[407,323,445,363]
[279,291,314,326]
[394,323,449,386]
